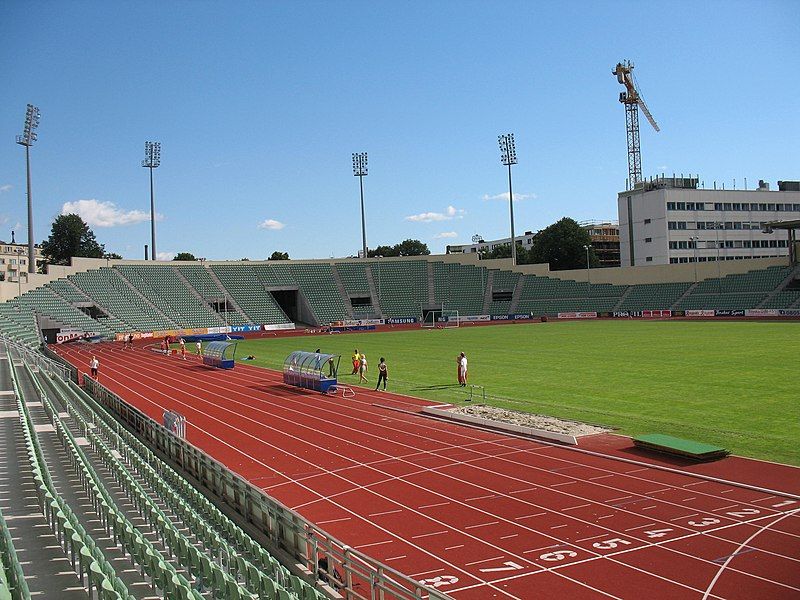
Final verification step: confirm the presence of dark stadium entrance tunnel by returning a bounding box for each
[270,289,299,322]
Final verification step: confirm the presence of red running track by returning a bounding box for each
[57,344,800,600]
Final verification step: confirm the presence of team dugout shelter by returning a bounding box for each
[283,351,340,394]
[203,341,238,369]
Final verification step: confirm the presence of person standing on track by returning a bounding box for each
[358,353,368,383]
[179,338,186,360]
[375,357,388,391]
[457,352,468,387]
[351,349,360,374]
[89,356,99,379]
[196,340,202,356]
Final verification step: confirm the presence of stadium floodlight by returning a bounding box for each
[142,142,161,261]
[498,133,518,265]
[16,104,41,274]
[352,152,368,259]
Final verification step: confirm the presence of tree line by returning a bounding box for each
[39,214,595,271]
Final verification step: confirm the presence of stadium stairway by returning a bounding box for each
[329,268,353,319]
[113,269,180,330]
[200,267,252,326]
[426,263,436,306]
[757,265,800,309]
[507,275,524,314]
[670,280,700,309]
[610,286,633,312]
[481,270,495,315]
[363,265,384,319]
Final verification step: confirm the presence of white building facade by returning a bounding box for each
[618,178,800,266]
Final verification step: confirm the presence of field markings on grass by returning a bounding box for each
[59,346,800,596]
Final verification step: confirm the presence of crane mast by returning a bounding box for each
[613,61,660,187]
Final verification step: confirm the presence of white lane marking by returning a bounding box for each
[465,555,505,566]
[418,501,450,509]
[465,521,499,530]
[412,530,450,539]
[369,508,403,517]
[562,503,591,512]
[316,517,352,525]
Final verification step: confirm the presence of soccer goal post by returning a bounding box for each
[421,309,440,328]
[443,309,460,328]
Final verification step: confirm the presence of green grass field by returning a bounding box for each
[230,321,800,466]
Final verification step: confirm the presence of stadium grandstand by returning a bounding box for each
[1,257,798,342]
[1,253,799,600]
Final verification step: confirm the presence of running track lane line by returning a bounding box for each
[62,346,800,592]
[702,508,800,600]
[61,346,800,598]
[63,349,554,600]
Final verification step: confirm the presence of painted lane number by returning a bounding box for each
[644,528,673,538]
[592,537,632,550]
[539,550,578,562]
[688,517,720,527]
[419,575,458,588]
[479,561,524,573]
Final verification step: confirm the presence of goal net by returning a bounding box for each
[421,309,460,328]
[443,309,460,328]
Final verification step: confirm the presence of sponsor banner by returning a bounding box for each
[558,312,598,320]
[715,309,745,317]
[686,310,715,317]
[456,314,491,322]
[512,313,532,320]
[746,309,780,317]
[57,330,99,344]
[230,324,262,333]
[387,317,418,324]
[331,319,384,327]
[152,328,210,338]
[778,309,800,317]
[263,323,296,331]
[642,310,672,318]
[490,314,509,321]
[613,311,638,318]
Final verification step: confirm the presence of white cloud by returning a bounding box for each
[61,199,159,227]
[433,231,458,239]
[482,192,537,202]
[0,216,8,225]
[405,205,465,223]
[258,219,285,230]
[0,184,12,193]
[156,252,175,261]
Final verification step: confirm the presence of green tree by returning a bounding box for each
[40,214,105,266]
[268,251,289,260]
[479,242,532,263]
[529,217,597,270]
[367,239,430,257]
[104,252,123,260]
[368,245,398,258]
[396,239,430,256]
[173,252,197,261]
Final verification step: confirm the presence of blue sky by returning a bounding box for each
[1,1,798,260]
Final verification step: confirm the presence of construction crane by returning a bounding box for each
[613,60,660,187]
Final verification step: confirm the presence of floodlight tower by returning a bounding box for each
[498,133,518,266]
[16,104,41,274]
[352,152,368,259]
[142,142,161,261]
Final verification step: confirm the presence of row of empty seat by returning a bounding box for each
[2,262,798,336]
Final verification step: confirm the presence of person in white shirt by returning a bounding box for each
[90,356,99,379]
[458,352,468,387]
[196,341,202,356]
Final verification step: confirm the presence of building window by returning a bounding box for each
[686,202,695,210]
[677,222,687,230]
[679,257,688,263]
[670,258,678,264]
[714,203,723,210]
[676,202,686,210]
[668,221,677,230]
[644,218,651,224]
[666,202,676,210]
[669,241,677,250]
[645,237,652,243]
[646,257,653,262]
[723,203,732,210]
[677,241,688,249]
